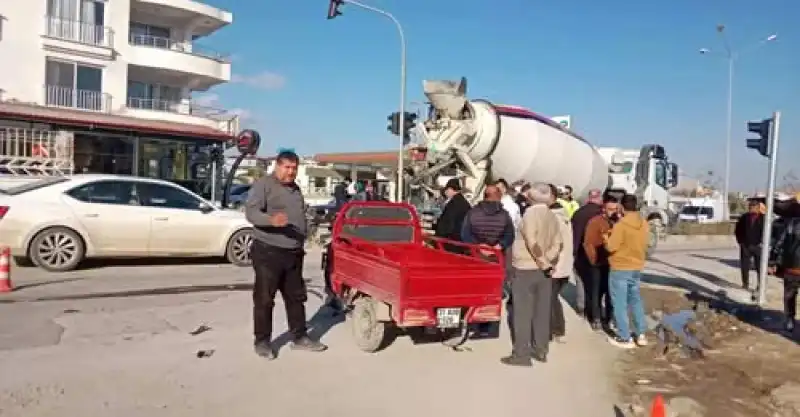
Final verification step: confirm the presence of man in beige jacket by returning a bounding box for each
[501,183,563,367]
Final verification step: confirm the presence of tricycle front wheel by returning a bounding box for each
[351,297,389,352]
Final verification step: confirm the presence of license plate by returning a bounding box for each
[436,308,461,328]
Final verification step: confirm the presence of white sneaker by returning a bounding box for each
[635,334,648,347]
[608,336,636,349]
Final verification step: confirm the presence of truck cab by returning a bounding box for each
[597,145,679,244]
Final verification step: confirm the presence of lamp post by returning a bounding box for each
[699,26,777,221]
[327,0,407,202]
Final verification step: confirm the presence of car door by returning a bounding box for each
[138,182,228,255]
[61,180,152,255]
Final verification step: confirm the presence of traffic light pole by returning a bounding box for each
[335,0,407,202]
[757,111,781,306]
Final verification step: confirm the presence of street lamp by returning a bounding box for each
[699,26,777,221]
[327,0,407,202]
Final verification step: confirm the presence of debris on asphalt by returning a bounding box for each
[189,324,211,336]
[62,309,80,314]
[196,349,215,358]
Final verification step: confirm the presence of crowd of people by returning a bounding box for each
[244,153,799,363]
[434,178,652,366]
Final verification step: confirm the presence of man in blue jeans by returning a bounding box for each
[603,194,650,349]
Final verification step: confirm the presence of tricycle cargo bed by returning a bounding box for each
[328,201,505,330]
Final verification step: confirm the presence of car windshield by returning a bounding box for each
[0,177,70,196]
[681,206,713,216]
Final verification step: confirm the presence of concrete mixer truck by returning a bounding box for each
[404,78,680,246]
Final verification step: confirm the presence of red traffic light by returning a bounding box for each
[234,129,261,155]
[327,0,343,19]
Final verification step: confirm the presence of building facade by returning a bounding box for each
[0,0,236,195]
[0,0,234,131]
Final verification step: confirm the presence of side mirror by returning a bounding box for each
[199,202,215,214]
[667,163,679,187]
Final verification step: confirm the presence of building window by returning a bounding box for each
[73,135,135,175]
[45,58,105,111]
[46,0,107,46]
[127,81,182,111]
[129,22,172,48]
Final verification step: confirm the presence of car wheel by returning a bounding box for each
[226,229,253,266]
[29,227,85,272]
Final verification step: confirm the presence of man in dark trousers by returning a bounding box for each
[434,178,471,245]
[570,189,604,318]
[769,210,800,333]
[461,185,515,335]
[245,151,328,360]
[735,200,765,296]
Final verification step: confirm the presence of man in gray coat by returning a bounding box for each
[245,151,328,360]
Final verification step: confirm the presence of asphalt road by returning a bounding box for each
[0,243,778,417]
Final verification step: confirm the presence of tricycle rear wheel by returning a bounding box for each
[351,297,389,352]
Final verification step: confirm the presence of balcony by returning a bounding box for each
[44,85,112,113]
[126,35,231,88]
[122,97,239,134]
[42,16,115,59]
[128,34,229,62]
[130,0,232,37]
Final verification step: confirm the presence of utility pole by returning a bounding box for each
[327,0,407,202]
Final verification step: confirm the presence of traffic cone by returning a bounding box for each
[0,247,13,293]
[650,395,666,417]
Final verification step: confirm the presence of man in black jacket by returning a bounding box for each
[570,189,604,318]
[434,179,471,243]
[769,215,800,333]
[735,200,765,294]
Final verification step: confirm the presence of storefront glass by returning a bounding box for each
[74,134,135,175]
[137,138,217,198]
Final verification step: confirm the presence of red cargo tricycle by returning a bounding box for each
[322,201,505,352]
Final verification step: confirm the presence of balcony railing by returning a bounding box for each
[45,85,112,112]
[128,34,230,62]
[127,97,179,112]
[44,16,114,48]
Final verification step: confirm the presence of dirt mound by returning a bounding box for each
[617,288,800,417]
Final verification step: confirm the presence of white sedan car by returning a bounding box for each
[0,174,254,272]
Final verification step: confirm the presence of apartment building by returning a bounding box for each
[0,0,237,194]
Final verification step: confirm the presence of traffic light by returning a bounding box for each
[387,111,417,139]
[746,118,774,158]
[402,112,417,136]
[387,112,401,135]
[327,0,343,19]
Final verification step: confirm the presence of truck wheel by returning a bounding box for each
[351,297,388,352]
[441,324,470,348]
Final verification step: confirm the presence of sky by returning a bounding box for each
[196,0,798,192]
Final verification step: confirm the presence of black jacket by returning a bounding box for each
[735,213,765,247]
[769,217,800,272]
[434,193,471,241]
[571,203,602,258]
[461,201,515,249]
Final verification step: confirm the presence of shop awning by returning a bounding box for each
[306,166,343,179]
[0,102,234,141]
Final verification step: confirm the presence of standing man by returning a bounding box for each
[769,210,800,333]
[495,178,522,229]
[547,184,573,344]
[245,151,328,360]
[735,200,765,296]
[557,185,580,219]
[434,178,471,242]
[604,194,650,349]
[582,195,619,331]
[333,177,351,209]
[571,189,604,318]
[501,183,562,367]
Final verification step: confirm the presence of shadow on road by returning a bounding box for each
[271,305,346,355]
[75,257,230,270]
[690,253,741,269]
[13,277,85,291]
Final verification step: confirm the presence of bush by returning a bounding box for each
[670,222,735,235]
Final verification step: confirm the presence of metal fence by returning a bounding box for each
[44,15,114,48]
[44,85,112,112]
